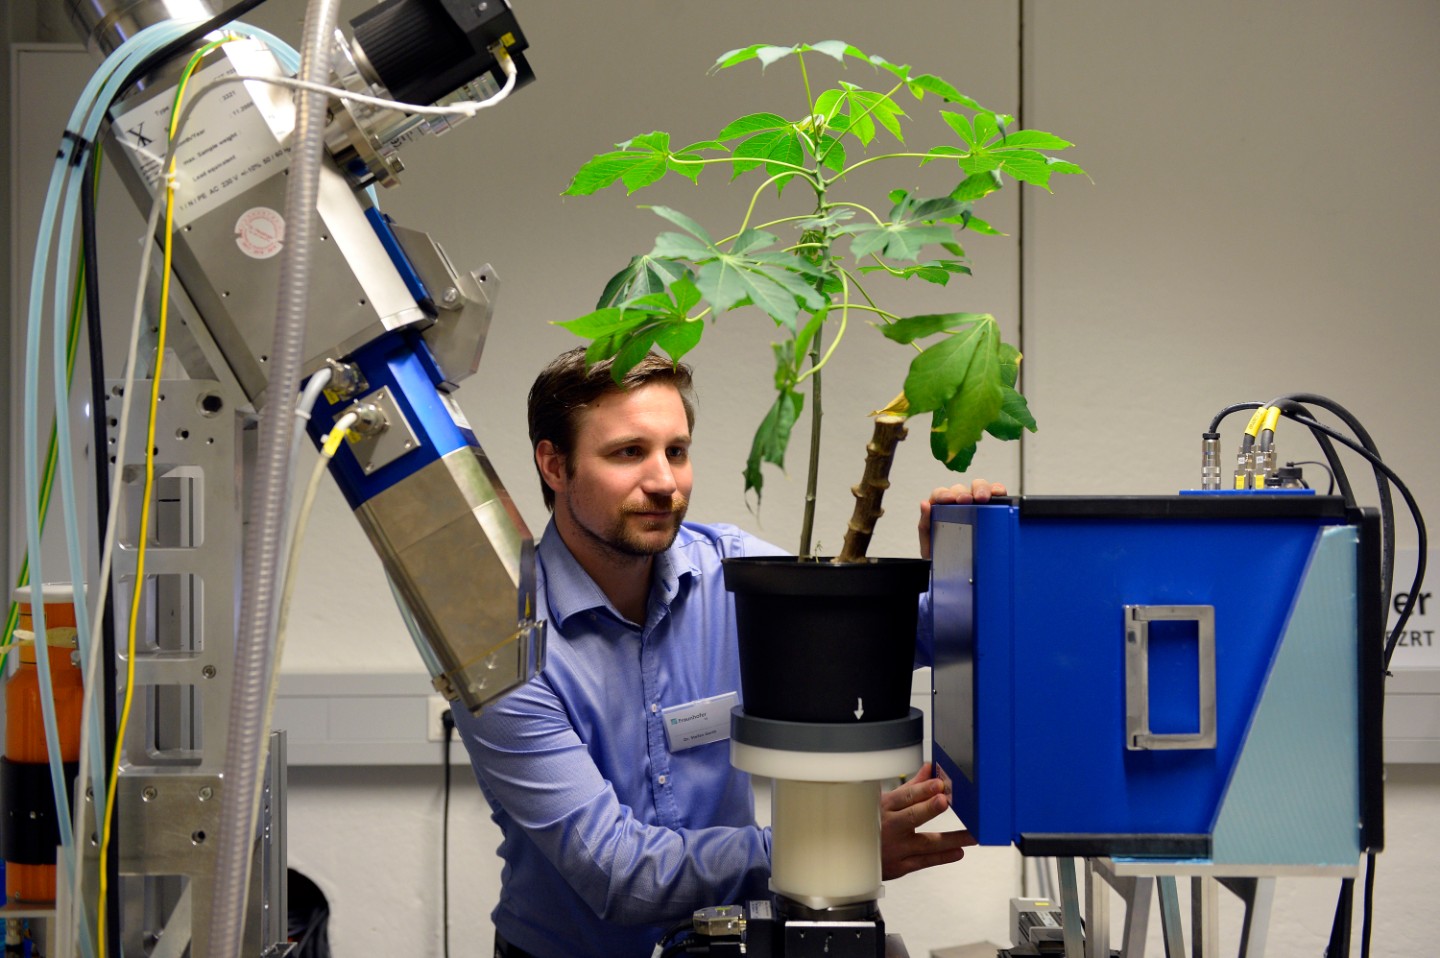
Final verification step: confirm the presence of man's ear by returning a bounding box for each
[535,440,567,496]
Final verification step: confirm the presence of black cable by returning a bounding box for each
[80,141,125,958]
[1273,408,1426,958]
[1207,400,1356,504]
[1275,409,1427,666]
[1273,394,1395,609]
[1268,401,1357,507]
[442,707,456,958]
[1288,461,1336,496]
[1207,401,1263,435]
[1360,851,1376,958]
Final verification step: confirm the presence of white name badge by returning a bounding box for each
[662,691,739,752]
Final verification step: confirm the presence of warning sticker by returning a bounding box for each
[235,207,285,259]
[111,40,293,229]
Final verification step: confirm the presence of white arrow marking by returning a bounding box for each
[854,698,865,720]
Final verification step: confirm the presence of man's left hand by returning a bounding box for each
[918,479,1007,559]
[880,762,978,880]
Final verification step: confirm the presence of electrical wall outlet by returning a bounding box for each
[427,695,453,743]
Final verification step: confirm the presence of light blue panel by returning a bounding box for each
[1211,525,1361,865]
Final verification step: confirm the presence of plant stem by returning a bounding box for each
[798,314,824,558]
[834,415,909,563]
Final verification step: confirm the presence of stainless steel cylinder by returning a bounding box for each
[66,0,215,54]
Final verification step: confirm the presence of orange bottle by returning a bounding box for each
[2,585,83,904]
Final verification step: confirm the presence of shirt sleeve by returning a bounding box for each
[454,675,773,926]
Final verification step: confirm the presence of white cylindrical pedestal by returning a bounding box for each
[770,778,883,909]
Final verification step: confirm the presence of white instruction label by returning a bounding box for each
[111,40,293,229]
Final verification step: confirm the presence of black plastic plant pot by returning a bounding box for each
[722,557,931,724]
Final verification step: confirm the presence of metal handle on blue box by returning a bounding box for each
[1124,604,1218,751]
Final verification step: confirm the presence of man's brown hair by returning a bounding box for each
[528,347,697,510]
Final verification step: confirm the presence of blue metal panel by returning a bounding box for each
[1009,516,1318,837]
[931,498,1355,856]
[304,330,472,509]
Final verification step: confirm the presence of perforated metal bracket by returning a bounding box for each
[1124,604,1217,751]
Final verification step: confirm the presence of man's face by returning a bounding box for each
[545,383,693,559]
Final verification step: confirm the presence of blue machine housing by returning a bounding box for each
[303,328,473,510]
[929,495,1383,866]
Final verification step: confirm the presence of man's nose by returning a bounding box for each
[640,452,678,495]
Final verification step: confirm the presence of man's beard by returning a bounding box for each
[568,494,690,559]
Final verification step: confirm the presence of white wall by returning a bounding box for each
[8,0,1439,955]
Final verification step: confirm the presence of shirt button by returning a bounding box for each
[651,703,659,713]
[657,775,668,785]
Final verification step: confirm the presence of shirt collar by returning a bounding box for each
[537,519,702,630]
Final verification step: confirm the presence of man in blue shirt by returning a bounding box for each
[452,348,1003,958]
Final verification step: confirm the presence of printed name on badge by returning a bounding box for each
[662,691,738,752]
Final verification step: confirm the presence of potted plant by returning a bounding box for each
[559,42,1084,722]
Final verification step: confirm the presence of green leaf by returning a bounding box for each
[907,74,983,110]
[712,44,796,71]
[614,324,665,377]
[797,209,855,230]
[951,170,1004,201]
[997,130,1073,150]
[850,89,907,143]
[960,213,1002,235]
[814,88,845,123]
[996,149,1055,189]
[655,318,705,363]
[718,113,792,141]
[903,318,1002,415]
[956,152,1002,175]
[697,257,818,327]
[984,385,1037,440]
[921,145,966,166]
[1046,157,1088,177]
[845,222,955,262]
[730,228,779,255]
[941,111,977,147]
[652,231,714,260]
[815,134,846,174]
[807,40,864,63]
[794,308,827,361]
[857,260,971,284]
[595,255,690,308]
[647,205,714,245]
[881,312,990,345]
[666,152,706,185]
[732,129,804,184]
[556,306,633,338]
[563,150,662,196]
[930,409,979,473]
[744,387,804,501]
[669,274,703,314]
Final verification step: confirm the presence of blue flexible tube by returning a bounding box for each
[23,21,199,958]
[25,20,300,954]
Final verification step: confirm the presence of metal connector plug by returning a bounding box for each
[1255,446,1277,488]
[1233,449,1256,490]
[692,905,746,937]
[349,402,389,438]
[1200,434,1222,490]
[324,359,369,402]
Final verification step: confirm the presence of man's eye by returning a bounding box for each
[668,447,689,461]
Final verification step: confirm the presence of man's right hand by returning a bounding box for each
[918,479,1007,560]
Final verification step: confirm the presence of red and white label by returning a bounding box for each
[235,207,285,259]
